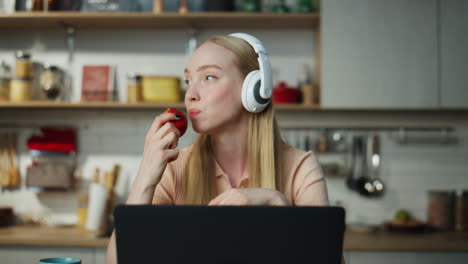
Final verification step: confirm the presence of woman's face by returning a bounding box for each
[184,41,247,134]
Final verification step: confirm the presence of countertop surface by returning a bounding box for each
[0,225,467,251]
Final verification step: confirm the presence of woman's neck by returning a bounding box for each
[211,122,249,186]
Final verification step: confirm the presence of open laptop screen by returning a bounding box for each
[114,205,345,264]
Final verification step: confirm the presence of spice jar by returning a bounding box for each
[127,72,142,103]
[15,50,32,78]
[0,61,11,101]
[10,77,33,101]
[455,190,468,231]
[40,65,62,100]
[427,190,455,231]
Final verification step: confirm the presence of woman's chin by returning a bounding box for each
[191,124,205,134]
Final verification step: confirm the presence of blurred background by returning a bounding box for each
[0,0,467,263]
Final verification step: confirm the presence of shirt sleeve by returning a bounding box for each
[292,152,329,206]
[152,164,176,205]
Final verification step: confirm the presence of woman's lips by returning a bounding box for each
[188,109,201,118]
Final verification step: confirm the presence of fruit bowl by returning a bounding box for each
[385,220,429,233]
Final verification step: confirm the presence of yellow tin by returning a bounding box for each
[142,76,180,102]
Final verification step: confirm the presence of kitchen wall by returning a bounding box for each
[1,28,467,226]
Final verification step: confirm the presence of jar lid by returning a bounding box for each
[15,50,31,60]
[127,72,142,81]
[44,65,60,72]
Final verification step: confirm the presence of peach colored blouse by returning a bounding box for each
[152,145,329,206]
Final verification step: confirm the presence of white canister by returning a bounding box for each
[85,183,108,231]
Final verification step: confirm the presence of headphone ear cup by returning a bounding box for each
[242,70,268,113]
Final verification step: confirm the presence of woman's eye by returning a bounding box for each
[206,75,216,81]
[184,79,191,86]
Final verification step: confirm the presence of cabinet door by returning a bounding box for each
[322,0,438,108]
[440,0,468,108]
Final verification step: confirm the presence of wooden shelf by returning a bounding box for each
[0,101,321,111]
[0,12,320,29]
[1,102,466,113]
[0,101,185,110]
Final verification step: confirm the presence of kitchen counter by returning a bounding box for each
[0,226,467,251]
[344,229,468,251]
[0,226,108,248]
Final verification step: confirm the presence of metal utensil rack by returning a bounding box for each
[280,126,456,145]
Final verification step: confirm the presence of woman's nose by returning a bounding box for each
[185,87,200,103]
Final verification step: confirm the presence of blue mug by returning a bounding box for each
[38,257,81,264]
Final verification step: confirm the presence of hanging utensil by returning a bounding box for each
[355,135,375,197]
[369,134,384,197]
[345,136,360,191]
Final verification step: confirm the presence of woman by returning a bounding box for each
[106,33,329,264]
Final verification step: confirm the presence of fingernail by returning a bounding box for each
[175,113,181,118]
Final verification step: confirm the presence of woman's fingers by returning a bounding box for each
[146,113,181,140]
[159,130,179,149]
[165,148,179,163]
[208,189,248,206]
[208,192,226,206]
[145,122,180,151]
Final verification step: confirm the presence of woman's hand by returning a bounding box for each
[208,188,291,206]
[128,113,182,204]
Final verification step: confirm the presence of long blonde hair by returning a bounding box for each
[184,35,284,205]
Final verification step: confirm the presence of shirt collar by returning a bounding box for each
[214,159,225,178]
[214,159,249,182]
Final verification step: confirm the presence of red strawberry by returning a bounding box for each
[164,108,188,137]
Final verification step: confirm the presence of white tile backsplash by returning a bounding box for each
[1,110,467,226]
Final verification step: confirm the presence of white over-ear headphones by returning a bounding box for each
[229,33,273,113]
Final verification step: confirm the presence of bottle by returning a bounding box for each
[316,128,327,152]
[297,0,312,12]
[77,193,89,229]
[242,0,261,12]
[0,61,11,101]
[32,0,44,11]
[153,0,163,13]
[126,72,142,103]
[272,0,290,13]
[15,50,32,79]
[179,0,188,13]
[455,190,468,231]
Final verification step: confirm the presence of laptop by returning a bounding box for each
[114,205,345,264]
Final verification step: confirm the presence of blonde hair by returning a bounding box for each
[184,35,284,205]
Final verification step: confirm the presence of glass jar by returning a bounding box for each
[455,190,468,231]
[15,50,32,78]
[10,77,33,101]
[427,190,455,231]
[127,72,142,103]
[40,65,62,100]
[272,0,290,13]
[242,0,261,12]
